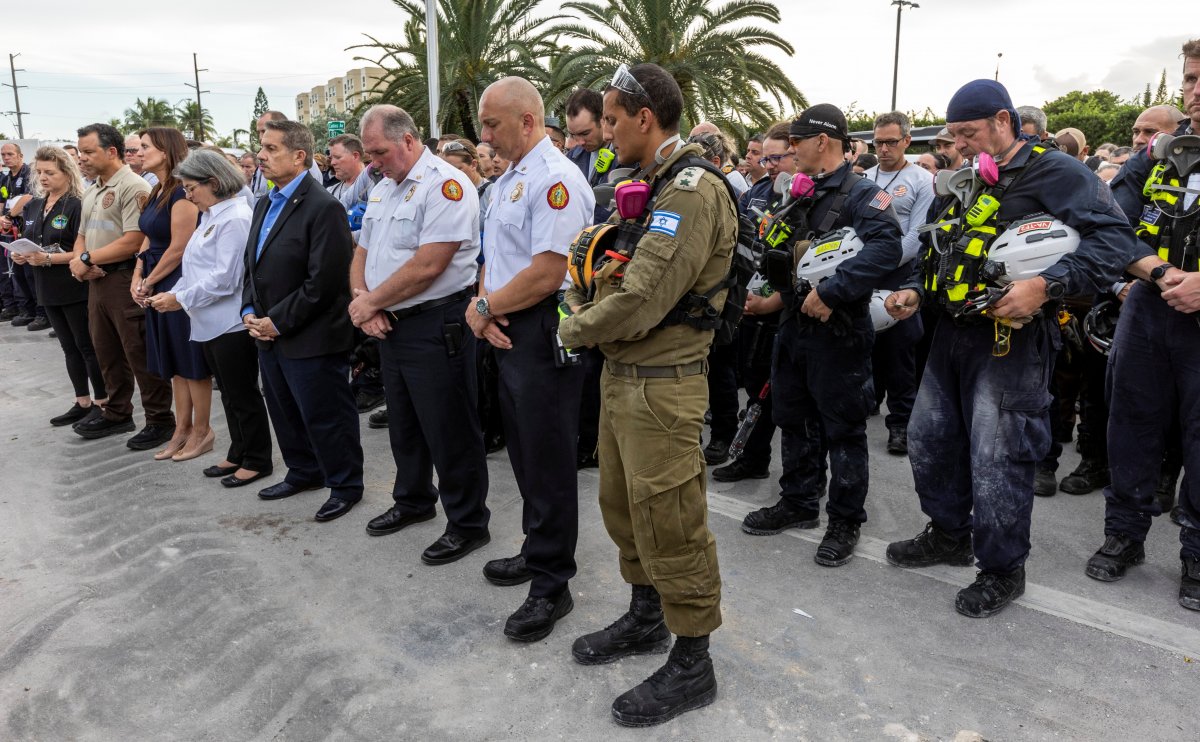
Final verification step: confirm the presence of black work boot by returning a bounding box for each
[572,584,671,665]
[814,519,860,567]
[741,499,819,535]
[610,634,717,727]
[886,522,973,568]
[1180,556,1200,612]
[703,438,731,466]
[711,458,769,482]
[1156,470,1178,515]
[886,427,908,455]
[1034,467,1058,497]
[1058,459,1110,495]
[1085,534,1145,582]
[955,567,1025,618]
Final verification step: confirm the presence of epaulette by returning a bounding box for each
[673,166,704,192]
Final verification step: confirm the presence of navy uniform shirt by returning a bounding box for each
[788,162,904,309]
[738,175,774,219]
[1109,120,1189,263]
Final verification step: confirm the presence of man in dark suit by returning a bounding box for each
[242,119,365,522]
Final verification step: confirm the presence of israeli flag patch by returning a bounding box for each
[648,210,682,237]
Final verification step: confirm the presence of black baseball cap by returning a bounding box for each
[789,104,849,141]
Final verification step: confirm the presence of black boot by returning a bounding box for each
[1180,556,1200,612]
[1085,534,1145,582]
[886,522,973,568]
[955,567,1025,618]
[886,427,908,455]
[572,584,671,665]
[1058,458,1110,495]
[610,635,717,727]
[1034,467,1057,497]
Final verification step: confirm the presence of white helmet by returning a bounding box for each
[870,289,898,333]
[796,227,866,286]
[981,215,1080,284]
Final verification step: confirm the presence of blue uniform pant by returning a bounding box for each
[1103,281,1200,557]
[706,332,740,444]
[772,314,875,524]
[909,314,1055,573]
[872,312,923,432]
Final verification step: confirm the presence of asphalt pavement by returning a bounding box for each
[0,323,1195,741]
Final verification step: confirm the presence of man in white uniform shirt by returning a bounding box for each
[862,111,933,455]
[350,105,492,566]
[469,76,594,643]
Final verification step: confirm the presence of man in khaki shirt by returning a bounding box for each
[557,63,736,728]
[70,123,174,448]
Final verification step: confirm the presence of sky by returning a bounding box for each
[0,0,1190,144]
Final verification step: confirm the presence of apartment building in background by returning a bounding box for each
[295,67,386,125]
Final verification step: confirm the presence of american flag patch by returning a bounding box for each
[869,191,893,211]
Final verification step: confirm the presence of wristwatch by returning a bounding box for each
[79,251,93,267]
[1150,263,1171,282]
[1043,278,1066,301]
[475,296,491,318]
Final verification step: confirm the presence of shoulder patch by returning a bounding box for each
[547,181,570,209]
[441,179,463,202]
[648,210,682,237]
[720,164,734,174]
[134,192,149,211]
[673,166,703,191]
[869,191,893,211]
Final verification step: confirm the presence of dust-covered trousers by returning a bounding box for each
[908,312,1057,573]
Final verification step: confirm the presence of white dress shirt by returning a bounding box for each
[170,197,253,342]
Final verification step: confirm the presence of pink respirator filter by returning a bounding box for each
[614,180,652,220]
[975,152,999,186]
[790,172,816,199]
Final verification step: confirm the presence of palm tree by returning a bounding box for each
[554,0,806,133]
[123,97,177,131]
[351,0,560,141]
[175,100,215,141]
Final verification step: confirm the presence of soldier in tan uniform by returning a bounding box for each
[557,63,738,728]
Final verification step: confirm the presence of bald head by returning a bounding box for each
[479,76,547,165]
[1132,104,1186,151]
[690,122,720,137]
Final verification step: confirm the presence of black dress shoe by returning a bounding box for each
[315,497,358,522]
[504,590,574,642]
[126,423,175,450]
[355,389,386,413]
[221,470,272,488]
[483,554,533,586]
[258,480,323,500]
[74,414,136,440]
[365,505,436,536]
[421,531,491,565]
[204,464,240,478]
[11,314,34,327]
[50,403,91,427]
[26,316,51,332]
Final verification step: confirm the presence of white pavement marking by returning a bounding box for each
[705,491,1200,658]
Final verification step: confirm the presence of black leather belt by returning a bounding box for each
[99,258,137,272]
[606,360,708,378]
[385,287,474,321]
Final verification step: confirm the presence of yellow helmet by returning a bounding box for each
[567,223,618,297]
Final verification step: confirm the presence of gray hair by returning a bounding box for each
[1016,105,1047,135]
[262,119,314,168]
[1096,162,1121,175]
[175,149,248,199]
[874,111,911,137]
[361,104,422,144]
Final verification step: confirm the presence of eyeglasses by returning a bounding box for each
[609,64,650,99]
[874,138,906,149]
[442,141,467,153]
[758,153,794,166]
[182,179,210,195]
[124,148,140,155]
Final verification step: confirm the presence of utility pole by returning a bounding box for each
[890,1,919,111]
[425,0,441,138]
[184,53,210,142]
[3,53,26,139]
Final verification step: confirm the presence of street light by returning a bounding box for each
[890,0,919,111]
